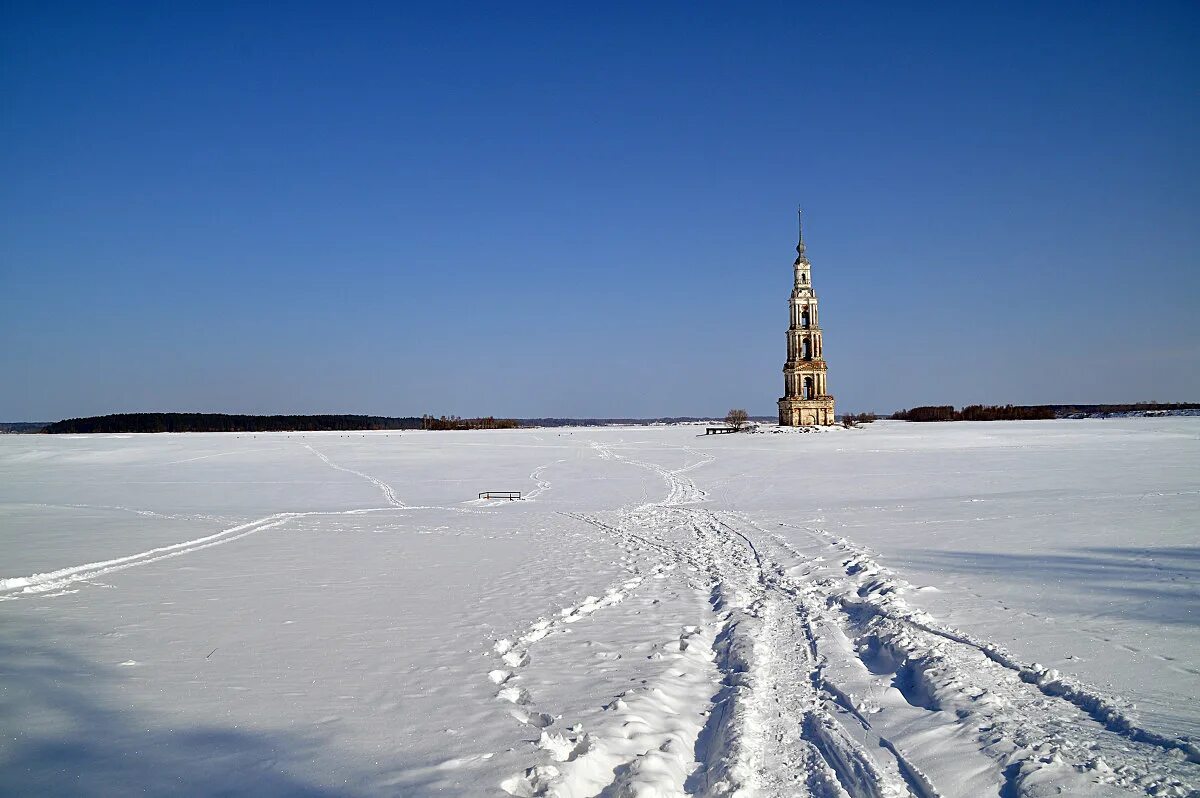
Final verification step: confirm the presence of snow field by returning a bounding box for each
[0,420,1197,796]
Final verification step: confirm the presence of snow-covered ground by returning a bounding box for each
[1,419,1196,797]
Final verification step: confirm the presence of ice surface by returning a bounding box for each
[1,420,1196,796]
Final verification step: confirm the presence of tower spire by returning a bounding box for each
[796,206,806,259]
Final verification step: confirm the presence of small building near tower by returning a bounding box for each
[778,209,836,426]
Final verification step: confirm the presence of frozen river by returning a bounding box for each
[1,419,1196,796]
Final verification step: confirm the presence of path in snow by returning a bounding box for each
[492,436,1199,797]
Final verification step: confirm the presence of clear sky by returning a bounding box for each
[2,2,1197,420]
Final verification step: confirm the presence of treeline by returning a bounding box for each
[44,413,424,434]
[420,415,519,430]
[891,402,1200,422]
[37,413,783,434]
[0,422,49,434]
[516,416,773,427]
[891,405,1055,422]
[1049,402,1200,415]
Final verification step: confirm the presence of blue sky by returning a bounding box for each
[2,2,1197,419]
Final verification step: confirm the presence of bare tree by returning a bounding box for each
[725,408,749,430]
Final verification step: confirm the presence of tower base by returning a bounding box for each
[778,396,836,426]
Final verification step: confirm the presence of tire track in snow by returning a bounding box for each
[501,445,931,796]
[523,459,565,500]
[588,440,712,506]
[768,519,1200,795]
[301,443,509,515]
[302,443,407,507]
[503,438,1200,796]
[502,437,916,797]
[4,445,492,600]
[20,502,235,524]
[0,508,392,600]
[516,504,914,797]
[160,448,276,465]
[678,510,920,798]
[774,522,1200,764]
[472,459,567,507]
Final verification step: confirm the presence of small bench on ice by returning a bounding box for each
[479,491,522,500]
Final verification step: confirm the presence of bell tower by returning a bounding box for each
[778,208,836,426]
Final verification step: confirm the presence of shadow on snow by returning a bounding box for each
[0,619,363,798]
[898,545,1199,626]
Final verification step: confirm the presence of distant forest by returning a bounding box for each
[891,405,1055,422]
[0,422,50,433]
[37,413,763,434]
[43,413,425,434]
[420,415,519,430]
[20,405,1197,434]
[891,402,1200,422]
[515,416,773,427]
